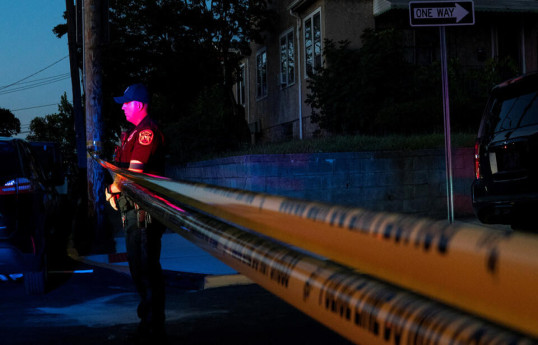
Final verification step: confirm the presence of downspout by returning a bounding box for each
[246,60,250,125]
[290,9,303,140]
[520,19,526,74]
[491,25,498,59]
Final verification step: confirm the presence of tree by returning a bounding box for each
[27,93,76,160]
[52,1,274,162]
[169,85,250,163]
[0,107,21,137]
[98,0,274,161]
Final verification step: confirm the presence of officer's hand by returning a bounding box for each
[105,186,112,201]
[108,196,118,211]
[105,185,119,211]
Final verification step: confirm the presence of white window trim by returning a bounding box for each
[279,28,296,88]
[303,7,322,78]
[256,48,268,100]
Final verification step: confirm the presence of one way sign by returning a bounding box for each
[409,1,474,27]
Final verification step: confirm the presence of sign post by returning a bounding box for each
[409,1,474,223]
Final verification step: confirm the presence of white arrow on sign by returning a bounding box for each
[413,3,469,22]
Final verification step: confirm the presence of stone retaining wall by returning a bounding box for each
[166,147,475,219]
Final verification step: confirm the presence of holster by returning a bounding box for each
[135,203,152,228]
[116,194,133,213]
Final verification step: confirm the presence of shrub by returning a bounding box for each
[164,85,250,163]
[306,28,519,137]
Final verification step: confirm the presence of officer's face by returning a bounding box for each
[122,101,144,125]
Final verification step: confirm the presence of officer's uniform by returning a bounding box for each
[114,115,166,337]
[115,115,165,174]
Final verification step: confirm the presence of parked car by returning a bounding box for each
[0,137,62,294]
[472,71,538,228]
[29,141,66,190]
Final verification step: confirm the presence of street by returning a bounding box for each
[0,256,353,345]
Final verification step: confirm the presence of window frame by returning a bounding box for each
[303,7,322,78]
[279,28,295,88]
[256,48,268,99]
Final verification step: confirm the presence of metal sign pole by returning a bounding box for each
[408,1,474,223]
[440,26,455,223]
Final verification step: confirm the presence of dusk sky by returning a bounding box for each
[0,1,73,138]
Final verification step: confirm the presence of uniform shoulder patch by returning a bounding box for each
[138,129,154,146]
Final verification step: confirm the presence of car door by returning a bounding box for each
[0,140,25,245]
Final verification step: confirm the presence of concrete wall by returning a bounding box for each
[166,147,475,219]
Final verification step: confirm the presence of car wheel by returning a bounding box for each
[24,269,46,295]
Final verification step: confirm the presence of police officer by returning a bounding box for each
[105,83,167,343]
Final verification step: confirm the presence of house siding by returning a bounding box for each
[325,0,374,50]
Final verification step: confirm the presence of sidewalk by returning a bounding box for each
[79,231,253,290]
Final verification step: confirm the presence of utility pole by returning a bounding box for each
[83,0,107,252]
[65,0,86,171]
[65,0,91,254]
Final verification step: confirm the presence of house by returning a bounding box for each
[235,0,538,143]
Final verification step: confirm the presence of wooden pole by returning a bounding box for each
[83,0,106,251]
[65,0,86,170]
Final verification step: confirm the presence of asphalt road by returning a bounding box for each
[0,256,353,345]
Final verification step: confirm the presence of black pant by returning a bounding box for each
[122,208,166,335]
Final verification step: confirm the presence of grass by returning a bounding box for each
[203,132,477,160]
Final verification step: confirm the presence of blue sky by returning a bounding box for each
[0,1,72,137]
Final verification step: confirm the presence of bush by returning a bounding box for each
[164,85,250,163]
[306,28,519,137]
[306,29,415,135]
[195,132,477,161]
[374,98,443,134]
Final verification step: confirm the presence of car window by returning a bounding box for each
[20,144,46,182]
[0,141,22,182]
[491,90,538,133]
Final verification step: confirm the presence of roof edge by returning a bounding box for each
[288,0,316,13]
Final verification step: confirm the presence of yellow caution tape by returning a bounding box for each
[119,175,536,344]
[94,155,538,338]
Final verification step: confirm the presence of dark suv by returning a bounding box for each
[472,72,538,228]
[0,137,62,294]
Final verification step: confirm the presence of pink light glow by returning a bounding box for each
[122,101,148,126]
[144,173,170,180]
[149,192,186,213]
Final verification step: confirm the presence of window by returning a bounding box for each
[491,91,538,133]
[256,49,267,99]
[304,9,322,77]
[280,29,295,87]
[236,64,246,106]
